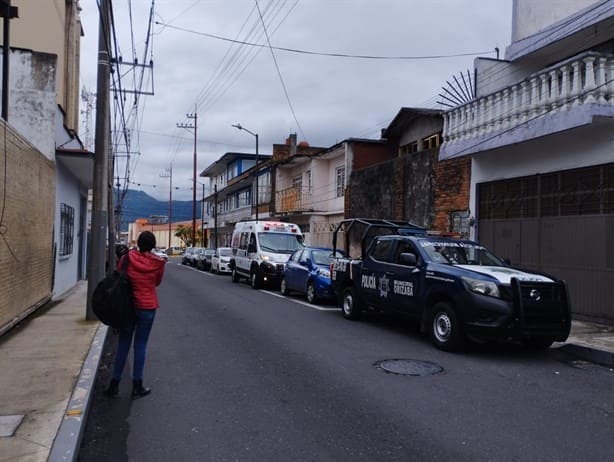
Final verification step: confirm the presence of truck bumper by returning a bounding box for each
[458,280,571,342]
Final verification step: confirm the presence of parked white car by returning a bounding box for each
[152,248,168,260]
[211,247,232,274]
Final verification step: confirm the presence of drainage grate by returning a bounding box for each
[375,359,443,376]
[0,415,24,437]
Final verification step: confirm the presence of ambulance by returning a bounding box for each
[230,220,304,289]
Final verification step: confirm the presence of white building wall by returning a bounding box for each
[511,0,596,42]
[54,162,84,298]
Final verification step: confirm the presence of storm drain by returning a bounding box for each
[375,359,443,376]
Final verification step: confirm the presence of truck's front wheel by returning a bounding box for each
[250,268,262,289]
[430,302,464,351]
[342,287,362,320]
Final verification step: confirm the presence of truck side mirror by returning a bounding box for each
[399,252,417,267]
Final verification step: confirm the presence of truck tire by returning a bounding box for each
[524,338,554,350]
[250,269,262,290]
[231,268,240,283]
[430,302,464,351]
[280,277,290,296]
[306,281,317,304]
[342,286,362,320]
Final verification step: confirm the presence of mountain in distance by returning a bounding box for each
[115,189,201,231]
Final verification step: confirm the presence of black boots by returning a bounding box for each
[132,379,151,398]
[104,379,119,398]
[104,378,151,398]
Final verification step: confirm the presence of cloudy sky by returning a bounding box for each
[79,0,513,201]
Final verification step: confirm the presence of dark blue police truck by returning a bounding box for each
[330,218,571,351]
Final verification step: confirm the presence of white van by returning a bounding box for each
[230,220,304,288]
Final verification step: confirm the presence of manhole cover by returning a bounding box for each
[375,359,443,376]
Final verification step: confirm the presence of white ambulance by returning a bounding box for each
[230,220,304,289]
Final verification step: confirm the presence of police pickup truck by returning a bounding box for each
[330,218,571,351]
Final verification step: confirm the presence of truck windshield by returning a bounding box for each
[258,233,304,253]
[419,240,506,266]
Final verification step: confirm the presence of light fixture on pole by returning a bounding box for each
[232,123,259,221]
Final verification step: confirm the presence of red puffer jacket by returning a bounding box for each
[118,249,166,309]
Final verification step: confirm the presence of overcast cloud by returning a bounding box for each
[79,0,513,201]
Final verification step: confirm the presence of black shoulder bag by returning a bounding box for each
[92,254,136,328]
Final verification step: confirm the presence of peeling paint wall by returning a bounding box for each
[0,49,57,160]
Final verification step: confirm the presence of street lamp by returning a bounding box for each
[232,123,259,221]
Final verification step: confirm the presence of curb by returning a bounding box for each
[49,324,108,461]
[558,343,614,369]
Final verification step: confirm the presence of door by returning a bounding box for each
[284,250,303,291]
[361,238,395,308]
[388,240,422,316]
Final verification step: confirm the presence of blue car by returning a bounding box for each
[281,247,344,303]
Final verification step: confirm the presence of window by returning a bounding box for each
[59,203,74,256]
[450,211,470,237]
[293,175,302,191]
[227,161,238,180]
[422,133,441,150]
[305,170,312,192]
[400,141,418,155]
[371,239,394,262]
[258,171,271,203]
[336,166,345,197]
[236,189,250,208]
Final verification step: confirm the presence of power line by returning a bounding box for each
[155,20,497,61]
[255,0,306,140]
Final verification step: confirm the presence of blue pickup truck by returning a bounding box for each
[330,218,571,351]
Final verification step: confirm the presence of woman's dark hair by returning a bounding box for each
[137,231,156,252]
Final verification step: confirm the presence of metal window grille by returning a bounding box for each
[336,166,345,197]
[59,203,74,256]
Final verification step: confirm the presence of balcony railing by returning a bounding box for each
[441,51,614,157]
[276,186,313,213]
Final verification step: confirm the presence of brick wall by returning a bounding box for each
[432,156,471,233]
[346,148,471,233]
[0,121,55,334]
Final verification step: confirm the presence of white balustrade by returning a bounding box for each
[443,51,614,146]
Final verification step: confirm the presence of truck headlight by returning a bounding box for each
[462,277,500,298]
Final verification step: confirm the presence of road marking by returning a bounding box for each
[176,264,213,275]
[263,290,339,311]
[176,264,338,310]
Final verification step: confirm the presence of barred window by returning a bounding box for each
[59,203,74,256]
[336,166,345,197]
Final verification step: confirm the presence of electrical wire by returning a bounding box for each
[155,21,497,61]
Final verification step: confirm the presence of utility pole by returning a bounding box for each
[160,164,173,250]
[213,183,218,249]
[86,0,111,320]
[201,183,206,247]
[177,107,198,245]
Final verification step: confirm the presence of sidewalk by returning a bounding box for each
[0,282,613,462]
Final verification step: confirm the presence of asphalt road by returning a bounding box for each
[79,258,614,461]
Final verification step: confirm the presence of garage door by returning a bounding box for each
[477,163,614,322]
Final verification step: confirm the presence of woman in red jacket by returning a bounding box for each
[105,231,166,398]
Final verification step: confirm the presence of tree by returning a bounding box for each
[174,224,193,247]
